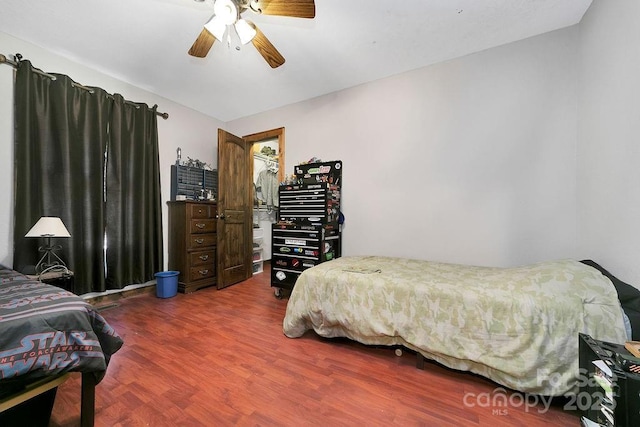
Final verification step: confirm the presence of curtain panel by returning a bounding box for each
[105,95,163,289]
[13,60,163,294]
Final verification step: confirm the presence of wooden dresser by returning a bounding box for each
[167,201,217,293]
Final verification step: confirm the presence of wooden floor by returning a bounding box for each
[50,263,580,426]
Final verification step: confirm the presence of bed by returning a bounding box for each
[282,256,632,396]
[0,265,123,426]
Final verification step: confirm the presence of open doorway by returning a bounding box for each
[243,128,285,268]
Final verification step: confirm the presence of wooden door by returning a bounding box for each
[216,129,252,289]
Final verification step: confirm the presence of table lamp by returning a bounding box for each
[25,216,71,274]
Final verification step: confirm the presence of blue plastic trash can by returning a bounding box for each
[155,271,179,298]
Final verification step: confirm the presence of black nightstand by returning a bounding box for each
[29,270,75,293]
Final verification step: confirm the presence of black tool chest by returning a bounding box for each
[271,161,342,296]
[578,333,640,426]
[271,223,340,289]
[278,183,340,224]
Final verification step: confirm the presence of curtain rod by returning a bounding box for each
[0,53,169,120]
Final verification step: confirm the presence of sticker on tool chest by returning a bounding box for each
[285,239,306,246]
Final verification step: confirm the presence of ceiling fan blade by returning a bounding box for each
[250,24,285,68]
[188,28,216,58]
[253,0,315,19]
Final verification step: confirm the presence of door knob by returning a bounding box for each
[217,213,226,219]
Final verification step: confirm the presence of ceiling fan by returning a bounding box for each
[188,0,315,68]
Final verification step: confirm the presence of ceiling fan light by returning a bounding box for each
[235,19,257,45]
[213,0,239,25]
[204,16,228,41]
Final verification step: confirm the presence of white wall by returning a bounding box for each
[229,27,580,268]
[0,32,224,269]
[7,2,639,287]
[577,0,640,284]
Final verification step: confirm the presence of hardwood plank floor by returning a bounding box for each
[50,263,579,426]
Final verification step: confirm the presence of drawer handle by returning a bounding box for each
[195,238,205,244]
[198,208,204,214]
[199,255,209,261]
[195,223,206,229]
[198,269,209,275]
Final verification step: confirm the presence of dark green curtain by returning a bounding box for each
[105,95,163,288]
[13,60,110,291]
[13,60,163,294]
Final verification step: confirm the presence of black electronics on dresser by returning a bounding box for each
[578,333,640,426]
[271,161,342,295]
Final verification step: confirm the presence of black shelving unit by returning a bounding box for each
[170,164,217,201]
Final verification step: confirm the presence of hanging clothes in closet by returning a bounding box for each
[255,157,279,210]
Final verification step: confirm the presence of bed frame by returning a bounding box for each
[0,372,97,426]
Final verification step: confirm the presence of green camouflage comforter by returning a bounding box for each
[282,257,627,395]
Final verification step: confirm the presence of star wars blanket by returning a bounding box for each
[0,266,123,396]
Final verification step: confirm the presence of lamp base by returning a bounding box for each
[35,240,68,275]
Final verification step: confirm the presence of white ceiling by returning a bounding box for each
[1,0,592,122]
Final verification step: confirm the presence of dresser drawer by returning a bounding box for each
[190,218,217,234]
[188,233,216,249]
[190,249,215,266]
[189,265,215,282]
[190,204,214,219]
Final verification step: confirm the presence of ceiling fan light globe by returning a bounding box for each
[235,19,257,44]
[204,16,228,41]
[213,0,239,25]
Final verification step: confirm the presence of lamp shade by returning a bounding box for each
[25,217,71,238]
